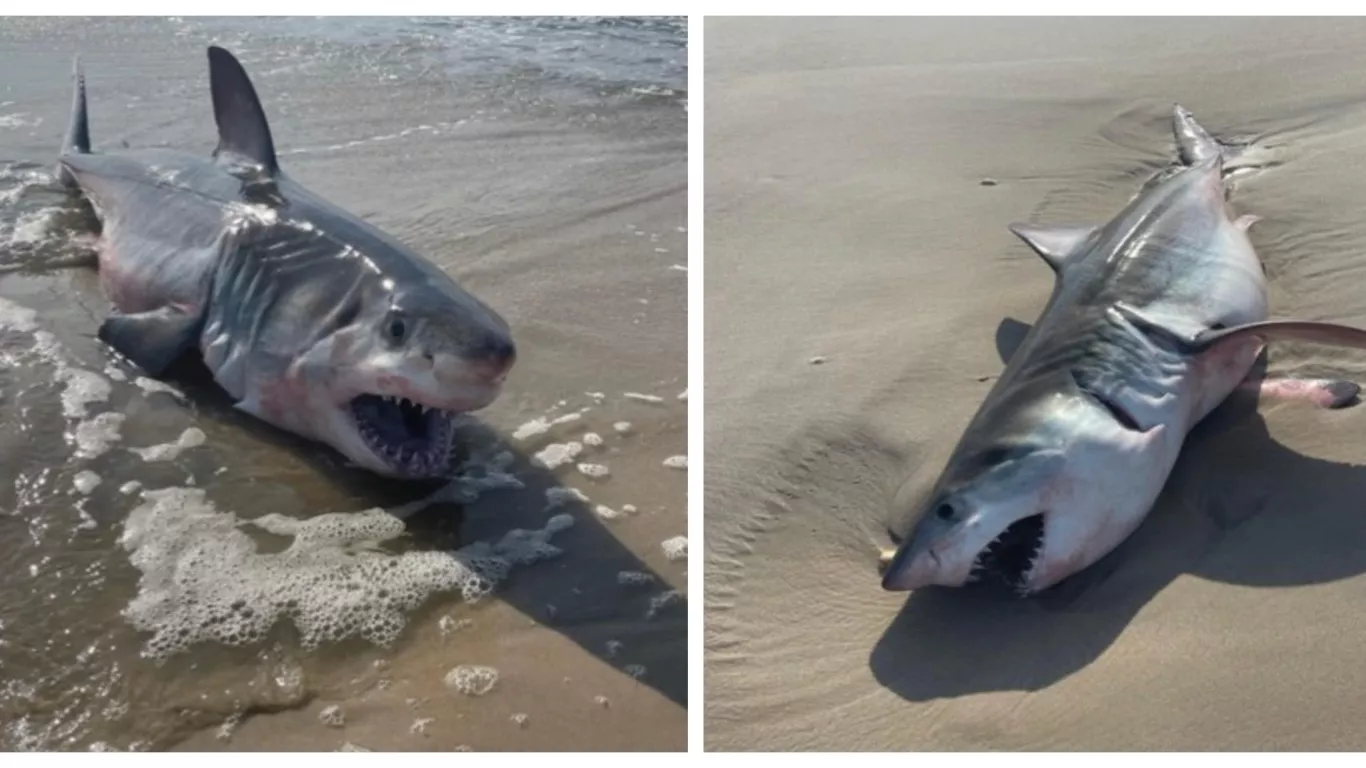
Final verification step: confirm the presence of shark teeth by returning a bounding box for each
[969,513,1046,595]
[350,393,459,477]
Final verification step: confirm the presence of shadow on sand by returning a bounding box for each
[155,355,687,710]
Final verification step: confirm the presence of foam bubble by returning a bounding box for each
[624,664,647,679]
[677,389,688,401]
[533,441,583,470]
[133,376,185,399]
[613,421,633,434]
[617,571,654,587]
[444,665,498,696]
[624,392,664,404]
[438,615,473,637]
[73,412,125,459]
[410,718,434,736]
[582,432,604,447]
[318,705,345,728]
[512,412,582,441]
[388,452,524,518]
[216,711,244,742]
[545,487,589,509]
[662,455,688,470]
[130,427,206,462]
[661,536,687,561]
[605,639,623,658]
[0,297,38,332]
[338,742,370,752]
[119,480,142,495]
[594,504,622,521]
[510,713,529,728]
[57,366,112,419]
[120,486,573,658]
[576,462,610,478]
[72,470,101,495]
[646,590,682,620]
[9,208,58,246]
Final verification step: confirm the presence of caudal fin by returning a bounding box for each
[1173,104,1221,166]
[55,55,90,188]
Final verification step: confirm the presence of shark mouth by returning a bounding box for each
[350,394,458,476]
[968,513,1045,594]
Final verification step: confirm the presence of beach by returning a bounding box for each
[0,17,686,751]
[706,17,1366,750]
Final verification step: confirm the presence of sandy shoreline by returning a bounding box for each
[706,17,1366,750]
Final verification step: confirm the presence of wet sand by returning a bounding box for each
[0,17,685,751]
[706,17,1366,751]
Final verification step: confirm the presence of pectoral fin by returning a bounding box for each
[98,307,202,376]
[1112,301,1366,355]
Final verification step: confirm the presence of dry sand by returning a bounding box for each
[705,17,1366,751]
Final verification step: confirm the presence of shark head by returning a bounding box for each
[880,386,1170,596]
[319,280,516,478]
[212,228,518,481]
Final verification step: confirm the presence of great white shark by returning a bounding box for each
[881,105,1366,596]
[55,47,515,478]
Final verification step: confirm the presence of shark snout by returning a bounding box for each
[465,332,516,384]
[880,545,943,591]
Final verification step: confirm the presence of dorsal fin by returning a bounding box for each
[207,46,278,176]
[1007,223,1095,273]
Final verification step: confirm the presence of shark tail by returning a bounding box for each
[56,55,90,189]
[1171,103,1266,180]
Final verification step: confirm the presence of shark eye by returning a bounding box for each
[384,312,409,344]
[935,503,956,521]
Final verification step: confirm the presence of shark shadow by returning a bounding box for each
[869,316,1366,702]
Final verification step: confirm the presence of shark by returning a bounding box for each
[54,46,515,478]
[881,106,1366,595]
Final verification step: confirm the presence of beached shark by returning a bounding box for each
[881,106,1366,596]
[54,46,515,479]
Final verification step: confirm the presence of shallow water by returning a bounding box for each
[0,16,686,751]
[707,17,1366,751]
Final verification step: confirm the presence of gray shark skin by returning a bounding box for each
[882,106,1366,596]
[56,47,516,478]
